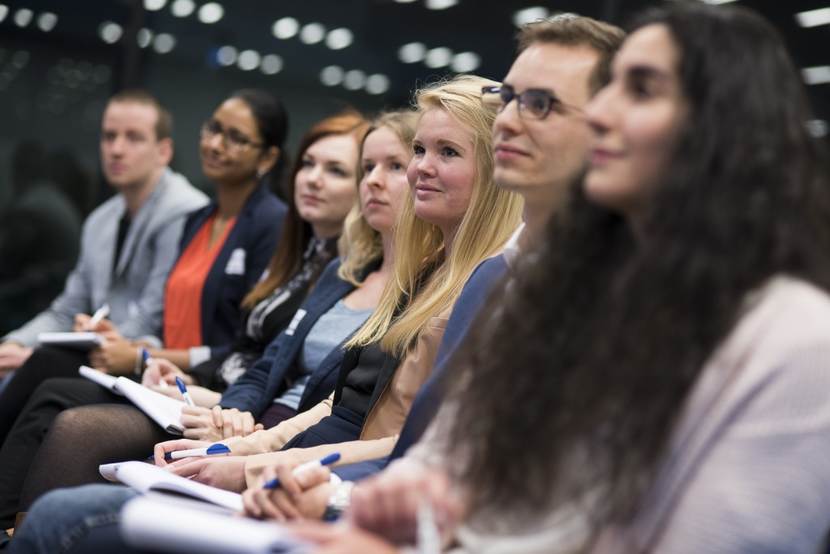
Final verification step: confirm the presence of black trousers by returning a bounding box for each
[0,346,89,444]
[0,378,124,529]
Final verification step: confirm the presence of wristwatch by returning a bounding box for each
[322,477,353,522]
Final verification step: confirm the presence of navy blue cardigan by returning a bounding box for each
[174,183,286,360]
[219,258,369,416]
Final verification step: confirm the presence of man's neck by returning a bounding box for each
[121,167,164,217]
[520,186,559,247]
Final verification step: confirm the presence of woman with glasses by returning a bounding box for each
[0,93,368,532]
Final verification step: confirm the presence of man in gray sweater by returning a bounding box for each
[0,90,207,379]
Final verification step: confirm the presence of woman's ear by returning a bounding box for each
[257,145,280,177]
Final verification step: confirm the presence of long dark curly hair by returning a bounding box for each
[443,2,830,536]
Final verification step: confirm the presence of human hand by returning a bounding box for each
[73,313,116,333]
[0,341,32,372]
[179,405,262,441]
[242,462,333,521]
[348,461,464,546]
[153,438,212,466]
[89,332,135,374]
[288,521,400,554]
[165,455,248,492]
[142,358,189,387]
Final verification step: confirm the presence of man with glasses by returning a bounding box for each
[0,90,206,394]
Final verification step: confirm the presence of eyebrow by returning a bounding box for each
[624,64,672,83]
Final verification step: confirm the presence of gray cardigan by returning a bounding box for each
[5,168,208,345]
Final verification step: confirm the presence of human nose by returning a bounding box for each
[366,164,385,189]
[493,95,522,138]
[585,84,615,137]
[414,152,437,178]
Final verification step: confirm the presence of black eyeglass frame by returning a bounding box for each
[200,119,264,152]
[481,84,584,120]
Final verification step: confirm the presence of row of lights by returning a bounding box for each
[98,22,177,54]
[796,6,830,86]
[319,65,389,95]
[397,42,480,72]
[271,17,353,50]
[214,46,283,75]
[144,0,224,24]
[0,5,58,32]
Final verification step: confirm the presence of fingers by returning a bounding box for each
[74,314,90,332]
[295,466,331,490]
[166,457,207,477]
[273,463,303,497]
[153,439,209,466]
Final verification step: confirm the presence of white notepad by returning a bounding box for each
[38,332,103,350]
[100,461,243,513]
[79,365,184,434]
[121,494,308,554]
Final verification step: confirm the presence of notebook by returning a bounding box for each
[79,365,184,434]
[99,460,244,513]
[37,332,103,350]
[121,494,309,553]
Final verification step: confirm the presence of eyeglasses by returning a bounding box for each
[201,120,263,153]
[481,84,584,120]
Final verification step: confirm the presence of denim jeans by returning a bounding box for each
[8,484,137,554]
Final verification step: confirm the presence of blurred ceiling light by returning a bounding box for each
[13,8,33,27]
[320,65,344,86]
[426,0,458,9]
[513,6,549,27]
[216,45,237,66]
[171,0,195,18]
[99,22,123,44]
[273,17,299,39]
[153,33,176,53]
[365,74,390,95]
[425,46,452,68]
[807,119,828,138]
[796,7,830,27]
[261,53,283,74]
[344,69,366,90]
[394,0,417,3]
[137,28,153,48]
[198,2,224,24]
[36,12,58,32]
[300,23,326,44]
[803,65,830,85]
[326,28,353,50]
[144,0,166,11]
[699,0,738,4]
[0,5,8,24]
[398,41,426,63]
[237,49,261,71]
[451,51,480,72]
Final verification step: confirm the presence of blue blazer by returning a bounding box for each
[333,254,509,482]
[219,258,370,416]
[176,183,286,359]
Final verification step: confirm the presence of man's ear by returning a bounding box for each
[158,137,174,166]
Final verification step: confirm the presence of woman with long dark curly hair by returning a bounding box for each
[313,4,830,554]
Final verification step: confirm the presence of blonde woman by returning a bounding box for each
[154,75,524,495]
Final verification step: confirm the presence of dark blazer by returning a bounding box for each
[219,258,367,416]
[333,254,509,481]
[176,183,286,359]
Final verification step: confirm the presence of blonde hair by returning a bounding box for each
[338,110,419,286]
[348,76,524,355]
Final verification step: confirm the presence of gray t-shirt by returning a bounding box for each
[274,299,373,410]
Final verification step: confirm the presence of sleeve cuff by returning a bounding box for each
[188,346,211,368]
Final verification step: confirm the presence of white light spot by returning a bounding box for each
[320,65,344,86]
[326,28,353,50]
[171,0,195,17]
[198,2,224,24]
[807,119,828,138]
[237,49,261,71]
[137,28,153,48]
[0,5,8,24]
[803,65,830,85]
[699,0,738,4]
[365,74,389,95]
[394,0,417,3]
[261,53,283,74]
[425,47,452,68]
[343,69,366,90]
[299,22,325,44]
[425,0,457,10]
[796,7,830,28]
[272,17,299,39]
[513,6,549,27]
[144,0,166,10]
[450,51,480,73]
[216,45,237,66]
[99,22,123,44]
[153,33,176,54]
[398,42,426,63]
[13,8,33,27]
[36,12,58,32]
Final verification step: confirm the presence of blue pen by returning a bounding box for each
[164,443,231,462]
[175,376,195,407]
[263,452,341,489]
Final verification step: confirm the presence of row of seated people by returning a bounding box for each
[3,3,830,553]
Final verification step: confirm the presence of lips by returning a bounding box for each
[590,147,623,165]
[494,143,529,158]
[300,194,323,205]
